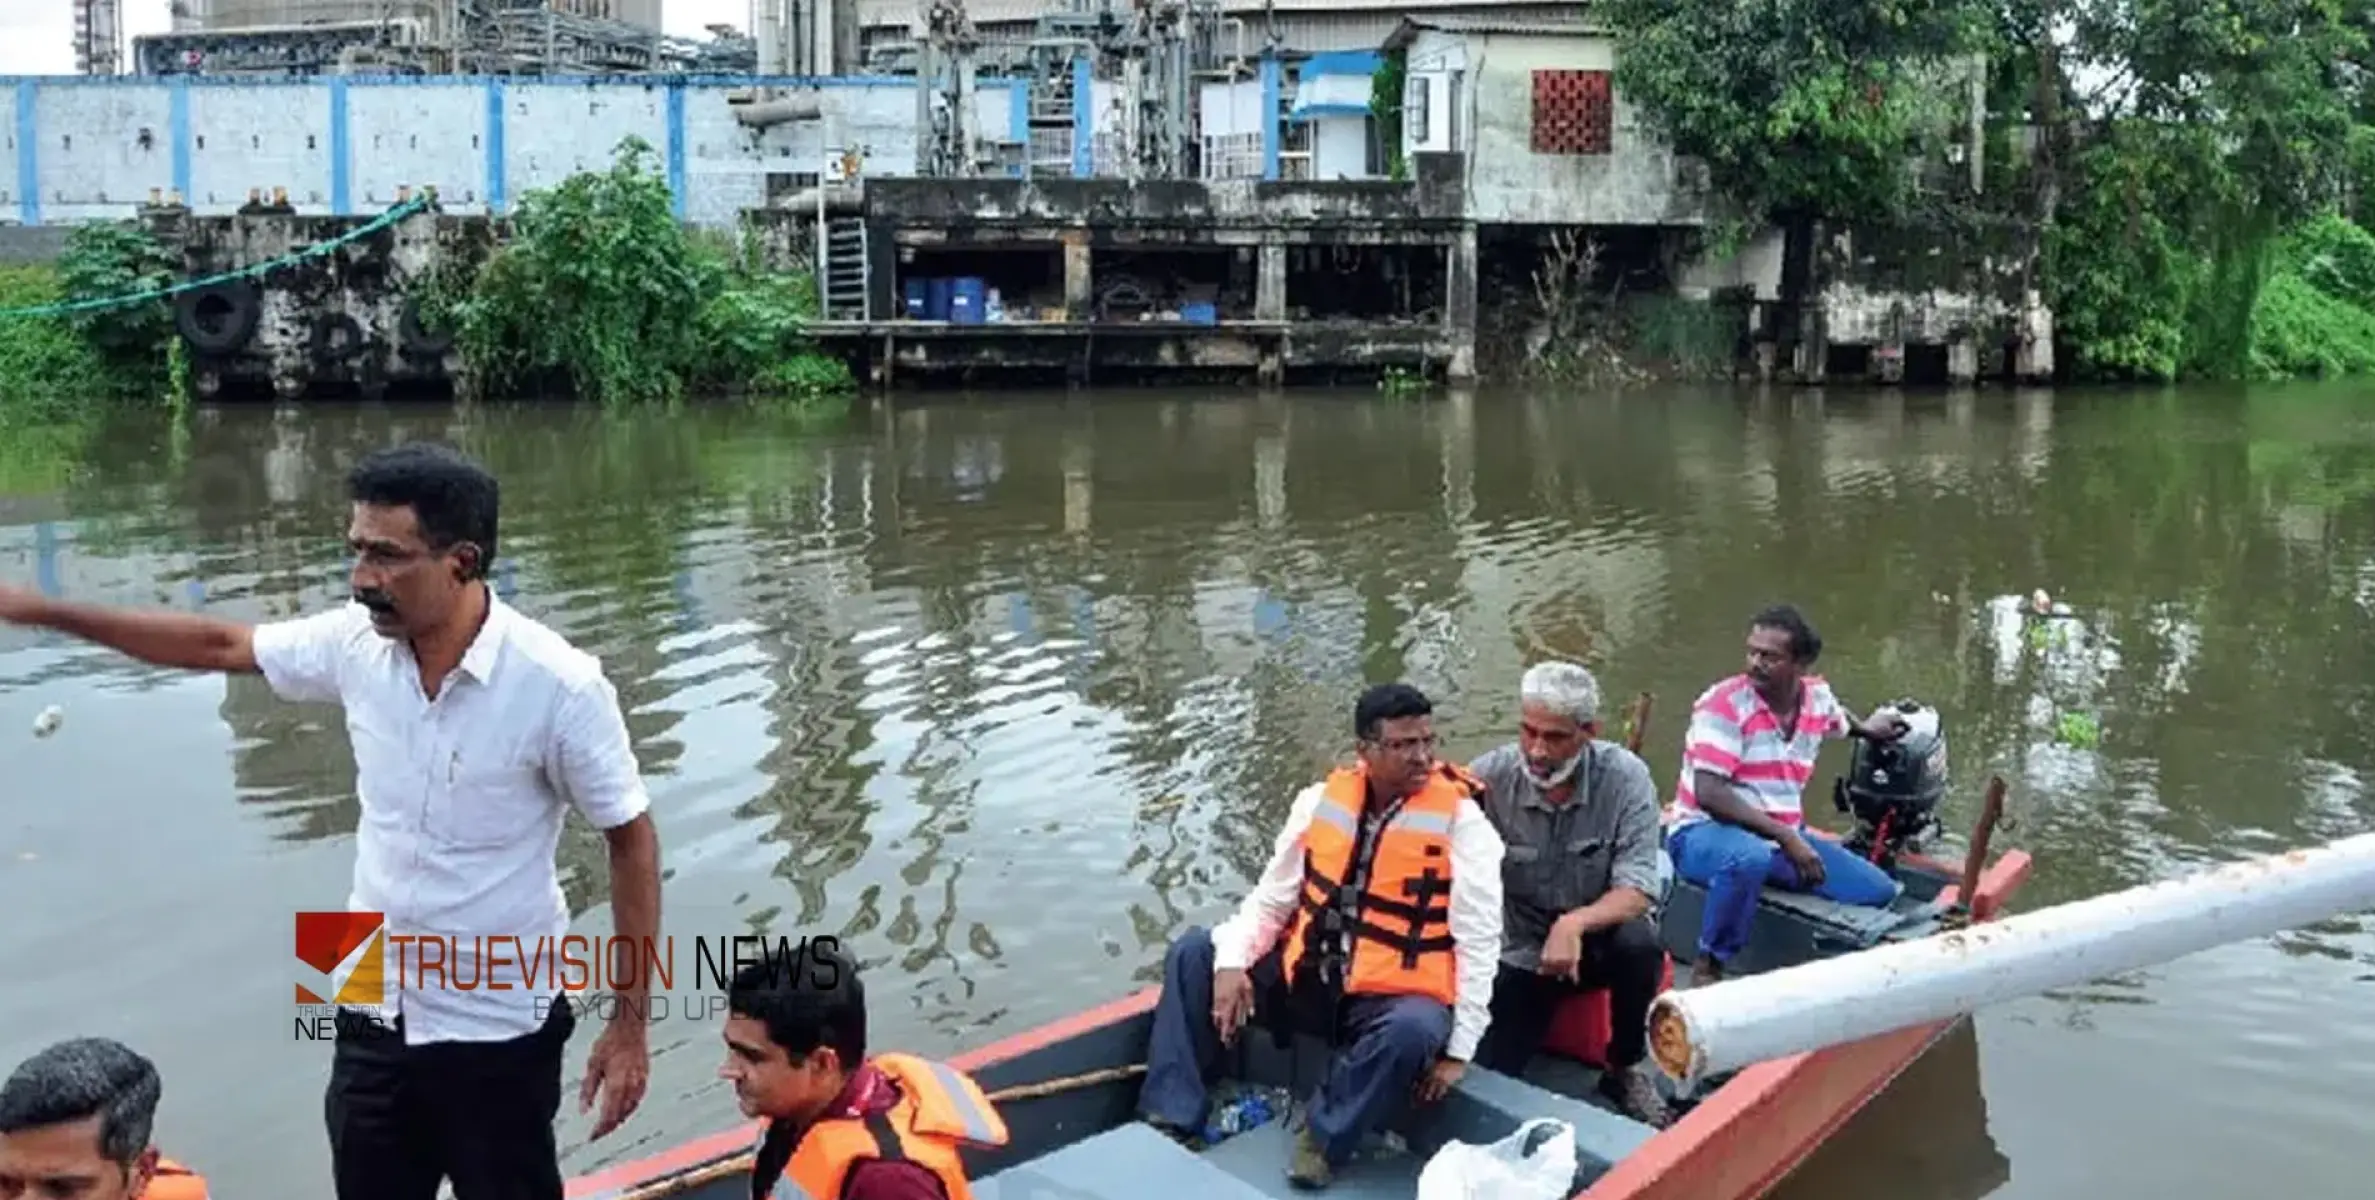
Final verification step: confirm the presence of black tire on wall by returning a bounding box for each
[397,296,456,357]
[310,312,366,364]
[173,280,263,355]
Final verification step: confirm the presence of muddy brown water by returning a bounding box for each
[3,385,2373,1199]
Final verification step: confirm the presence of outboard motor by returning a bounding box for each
[1832,698,1949,869]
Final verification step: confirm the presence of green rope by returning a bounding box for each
[0,195,435,322]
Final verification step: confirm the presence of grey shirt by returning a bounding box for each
[1468,740,1664,971]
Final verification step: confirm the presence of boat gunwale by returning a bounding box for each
[565,841,2037,1200]
[563,988,1163,1198]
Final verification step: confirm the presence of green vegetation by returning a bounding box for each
[0,221,186,472]
[2054,710,2102,750]
[1371,49,1409,182]
[435,136,855,409]
[1499,226,1744,384]
[1604,0,2375,383]
[2,134,848,430]
[1602,0,1981,367]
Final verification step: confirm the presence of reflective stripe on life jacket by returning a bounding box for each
[1279,761,1475,1007]
[763,1053,1009,1200]
[145,1157,209,1200]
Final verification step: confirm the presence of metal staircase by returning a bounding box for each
[819,217,870,322]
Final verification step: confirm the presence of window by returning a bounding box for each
[1404,75,1431,146]
[1531,69,1613,155]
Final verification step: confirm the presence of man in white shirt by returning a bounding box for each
[0,443,662,1200]
[1134,683,1503,1191]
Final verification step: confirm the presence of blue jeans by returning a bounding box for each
[1666,820,1901,964]
[1136,926,1450,1167]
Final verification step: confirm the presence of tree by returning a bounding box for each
[2020,0,2367,378]
[1602,0,1988,367]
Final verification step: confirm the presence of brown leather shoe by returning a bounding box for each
[1286,1125,1333,1190]
[1599,1065,1673,1129]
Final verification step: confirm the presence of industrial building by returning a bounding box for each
[110,0,753,79]
[12,0,2043,390]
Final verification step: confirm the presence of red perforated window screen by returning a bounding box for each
[1531,69,1613,155]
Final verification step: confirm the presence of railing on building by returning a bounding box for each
[1200,132,1262,180]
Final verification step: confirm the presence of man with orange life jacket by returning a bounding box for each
[0,1038,210,1200]
[1136,682,1505,1191]
[721,937,1009,1200]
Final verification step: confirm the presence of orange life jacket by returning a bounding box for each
[145,1157,209,1200]
[760,1053,1009,1200]
[1279,761,1476,1007]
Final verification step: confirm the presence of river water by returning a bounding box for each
[3,385,2373,1199]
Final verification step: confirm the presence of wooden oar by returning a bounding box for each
[1622,691,1654,756]
[614,1063,1149,1200]
[1956,775,2009,919]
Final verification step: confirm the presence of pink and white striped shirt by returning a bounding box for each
[1668,673,1853,829]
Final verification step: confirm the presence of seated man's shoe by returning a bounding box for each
[1286,1126,1333,1190]
[1597,1064,1673,1129]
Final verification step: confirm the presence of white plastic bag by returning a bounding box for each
[1414,1117,1580,1200]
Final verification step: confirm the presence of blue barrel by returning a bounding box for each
[949,277,987,325]
[927,277,954,321]
[903,278,928,319]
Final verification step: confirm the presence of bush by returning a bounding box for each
[0,267,119,421]
[0,220,182,421]
[451,136,854,407]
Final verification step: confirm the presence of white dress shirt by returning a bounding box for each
[253,592,652,1046]
[1208,777,1505,1062]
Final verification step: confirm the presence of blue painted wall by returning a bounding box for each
[0,73,1029,227]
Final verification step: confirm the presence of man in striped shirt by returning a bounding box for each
[1666,605,1910,982]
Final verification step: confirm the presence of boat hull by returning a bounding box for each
[1575,844,2034,1200]
[566,844,2033,1200]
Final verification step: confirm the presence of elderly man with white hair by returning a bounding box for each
[1464,661,1671,1127]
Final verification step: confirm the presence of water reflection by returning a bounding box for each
[4,385,2375,1198]
[1768,1019,2009,1200]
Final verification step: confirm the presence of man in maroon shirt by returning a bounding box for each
[722,940,1004,1200]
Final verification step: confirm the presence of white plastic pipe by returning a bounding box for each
[1647,832,2375,1089]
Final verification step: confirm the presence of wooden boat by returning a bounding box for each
[567,814,2032,1200]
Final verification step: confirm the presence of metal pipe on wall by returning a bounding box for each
[734,90,825,126]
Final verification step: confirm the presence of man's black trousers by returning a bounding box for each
[325,999,575,1200]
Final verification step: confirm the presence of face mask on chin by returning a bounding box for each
[1524,752,1582,790]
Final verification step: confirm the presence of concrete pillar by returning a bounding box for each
[1257,242,1289,384]
[1256,243,1287,319]
[1947,335,1979,383]
[1445,225,1479,382]
[1793,304,1828,383]
[1063,234,1092,321]
[2014,292,2055,381]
